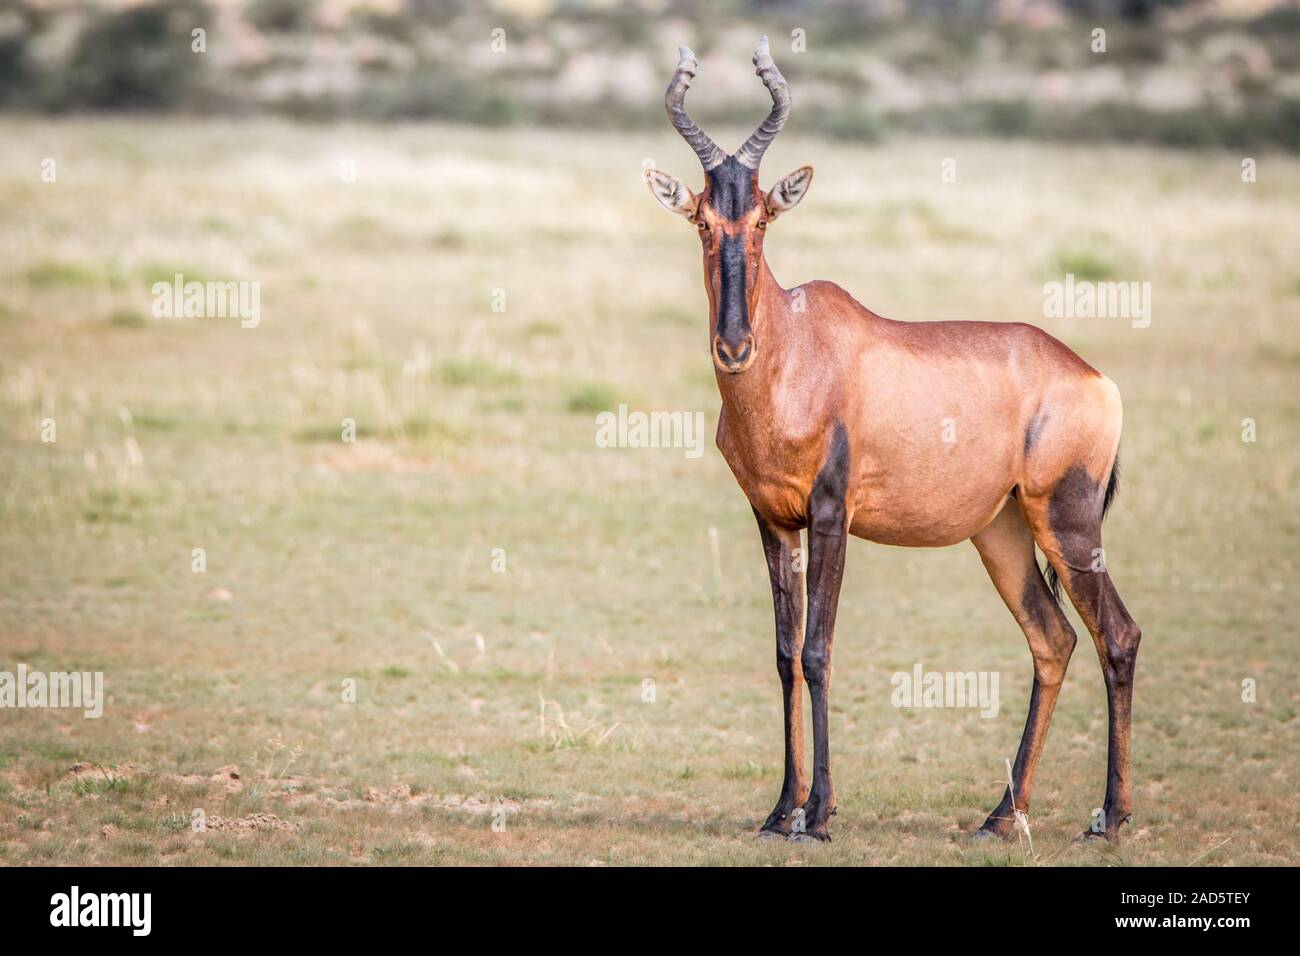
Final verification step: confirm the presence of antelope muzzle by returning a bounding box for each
[713,333,756,374]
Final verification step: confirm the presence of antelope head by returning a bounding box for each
[646,37,813,375]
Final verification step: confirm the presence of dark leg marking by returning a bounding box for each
[978,564,1077,838]
[1019,565,1057,639]
[1046,464,1141,841]
[754,508,807,837]
[971,503,1078,841]
[793,422,850,843]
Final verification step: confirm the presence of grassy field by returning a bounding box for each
[0,118,1296,866]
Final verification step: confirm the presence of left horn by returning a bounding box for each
[733,36,791,171]
[665,45,727,172]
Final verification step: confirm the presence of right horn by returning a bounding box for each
[665,45,727,172]
[733,36,791,171]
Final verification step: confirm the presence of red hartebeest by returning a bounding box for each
[646,38,1141,844]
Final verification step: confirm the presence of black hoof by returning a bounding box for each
[789,830,831,844]
[1074,828,1115,845]
[1075,812,1131,845]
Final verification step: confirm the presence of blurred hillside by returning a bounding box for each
[1,0,1298,149]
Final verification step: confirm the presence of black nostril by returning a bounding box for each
[714,336,754,368]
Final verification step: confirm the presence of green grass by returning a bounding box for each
[1052,246,1119,281]
[0,118,1296,866]
[107,308,148,329]
[439,359,519,388]
[136,263,214,288]
[71,774,136,797]
[566,383,619,414]
[24,259,124,289]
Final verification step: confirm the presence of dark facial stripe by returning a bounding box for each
[705,157,758,221]
[717,234,750,348]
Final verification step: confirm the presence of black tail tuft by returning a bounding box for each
[1101,451,1120,521]
[1044,562,1062,605]
[1043,452,1120,605]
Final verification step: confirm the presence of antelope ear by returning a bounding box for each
[646,169,699,220]
[764,165,813,219]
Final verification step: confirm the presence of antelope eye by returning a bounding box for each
[757,220,767,230]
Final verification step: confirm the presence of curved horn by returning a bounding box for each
[665,45,726,172]
[734,36,791,170]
